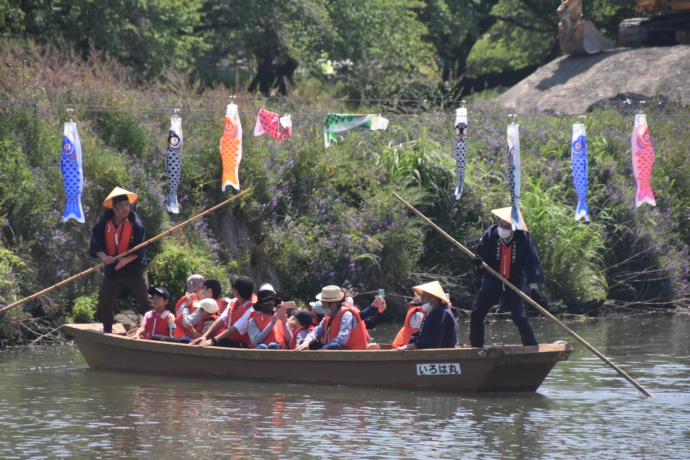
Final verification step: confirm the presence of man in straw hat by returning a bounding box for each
[294,285,370,351]
[393,281,458,350]
[470,207,544,348]
[89,187,150,333]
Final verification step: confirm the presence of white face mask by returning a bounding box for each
[421,302,434,313]
[497,227,513,240]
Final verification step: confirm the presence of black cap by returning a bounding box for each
[148,286,170,300]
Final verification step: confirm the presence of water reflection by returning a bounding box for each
[1,315,689,458]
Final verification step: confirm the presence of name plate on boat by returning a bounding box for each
[416,363,461,376]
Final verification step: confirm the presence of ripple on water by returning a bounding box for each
[1,318,690,458]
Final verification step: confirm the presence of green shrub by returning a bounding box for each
[70,295,97,323]
[522,182,608,307]
[147,242,232,303]
[91,112,151,159]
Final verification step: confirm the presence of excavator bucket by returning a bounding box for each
[557,0,613,55]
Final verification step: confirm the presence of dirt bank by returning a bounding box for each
[498,46,690,114]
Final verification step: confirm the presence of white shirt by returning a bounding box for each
[219,299,253,335]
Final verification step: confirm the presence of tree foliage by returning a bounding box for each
[5,0,643,97]
[14,0,207,78]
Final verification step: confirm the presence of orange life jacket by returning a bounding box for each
[325,304,369,350]
[249,310,286,349]
[143,310,173,339]
[217,298,230,315]
[173,294,201,338]
[392,305,427,347]
[289,324,315,350]
[224,295,257,345]
[194,314,219,337]
[104,218,132,256]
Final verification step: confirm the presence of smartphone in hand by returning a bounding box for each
[378,289,385,299]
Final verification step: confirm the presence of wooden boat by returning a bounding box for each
[62,323,572,393]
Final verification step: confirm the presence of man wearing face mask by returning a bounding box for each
[294,285,369,351]
[173,274,205,340]
[470,207,545,348]
[393,281,458,351]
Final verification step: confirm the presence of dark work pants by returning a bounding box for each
[97,265,150,333]
[470,278,538,347]
[215,338,250,348]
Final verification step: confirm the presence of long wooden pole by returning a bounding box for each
[393,192,654,398]
[0,189,253,315]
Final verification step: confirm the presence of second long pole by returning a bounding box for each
[393,192,653,398]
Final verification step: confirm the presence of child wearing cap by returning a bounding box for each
[133,287,175,340]
[182,298,221,341]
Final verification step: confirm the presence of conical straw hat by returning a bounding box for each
[412,281,449,304]
[491,207,528,231]
[103,187,139,208]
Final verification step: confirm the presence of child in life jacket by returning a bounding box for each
[133,287,175,340]
[203,279,230,314]
[288,310,315,350]
[183,298,221,342]
[178,279,224,341]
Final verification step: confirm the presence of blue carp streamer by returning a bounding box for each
[60,122,84,223]
[571,123,589,221]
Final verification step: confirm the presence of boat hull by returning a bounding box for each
[62,324,571,393]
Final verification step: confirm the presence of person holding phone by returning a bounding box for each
[247,287,293,349]
[357,291,387,330]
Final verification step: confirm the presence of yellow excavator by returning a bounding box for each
[558,0,690,55]
[618,0,690,47]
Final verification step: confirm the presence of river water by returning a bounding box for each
[1,314,689,459]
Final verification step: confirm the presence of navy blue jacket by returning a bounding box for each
[410,304,458,349]
[89,210,148,277]
[475,224,545,287]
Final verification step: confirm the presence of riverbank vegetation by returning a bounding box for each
[1,37,689,343]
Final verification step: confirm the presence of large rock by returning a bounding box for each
[498,46,690,114]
